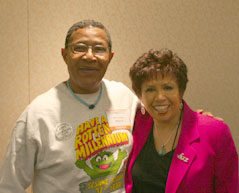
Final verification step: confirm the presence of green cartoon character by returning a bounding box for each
[75,149,127,179]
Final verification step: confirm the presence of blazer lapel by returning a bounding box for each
[166,102,199,193]
[166,145,196,193]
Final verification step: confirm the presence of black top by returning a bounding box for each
[131,129,175,193]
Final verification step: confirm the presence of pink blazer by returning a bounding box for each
[125,101,238,193]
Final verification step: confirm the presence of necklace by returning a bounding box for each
[66,80,103,109]
[155,110,183,156]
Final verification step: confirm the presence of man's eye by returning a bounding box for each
[93,46,106,53]
[73,46,87,52]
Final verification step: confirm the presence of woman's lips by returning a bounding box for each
[154,105,169,113]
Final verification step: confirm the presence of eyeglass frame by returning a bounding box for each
[67,43,110,56]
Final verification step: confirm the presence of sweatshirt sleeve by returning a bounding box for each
[0,118,38,193]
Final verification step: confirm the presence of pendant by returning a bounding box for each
[89,104,95,109]
[66,80,102,110]
[158,146,166,156]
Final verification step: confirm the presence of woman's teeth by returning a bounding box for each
[154,105,169,112]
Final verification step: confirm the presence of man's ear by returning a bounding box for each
[61,48,67,63]
[109,51,114,62]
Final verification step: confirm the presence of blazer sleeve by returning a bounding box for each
[214,123,238,193]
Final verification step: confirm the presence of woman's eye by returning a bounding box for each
[164,86,173,90]
[145,88,155,92]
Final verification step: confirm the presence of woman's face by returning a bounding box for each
[140,74,182,123]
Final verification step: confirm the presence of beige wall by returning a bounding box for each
[0,0,238,192]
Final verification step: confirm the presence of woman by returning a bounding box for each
[125,48,238,193]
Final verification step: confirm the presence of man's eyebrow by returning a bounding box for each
[73,41,105,45]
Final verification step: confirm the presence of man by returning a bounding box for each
[0,20,139,193]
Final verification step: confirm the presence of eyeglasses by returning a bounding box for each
[68,43,108,56]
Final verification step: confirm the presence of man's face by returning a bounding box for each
[62,27,113,94]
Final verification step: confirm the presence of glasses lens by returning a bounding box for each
[72,44,88,53]
[71,43,107,55]
[93,45,107,55]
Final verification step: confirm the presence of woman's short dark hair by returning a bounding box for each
[64,19,112,52]
[129,48,188,97]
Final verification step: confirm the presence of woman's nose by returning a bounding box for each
[156,91,166,100]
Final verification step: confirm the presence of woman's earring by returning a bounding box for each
[180,101,183,110]
[141,103,145,115]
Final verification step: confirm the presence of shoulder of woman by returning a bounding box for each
[195,113,233,141]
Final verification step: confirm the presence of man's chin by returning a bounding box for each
[76,81,101,94]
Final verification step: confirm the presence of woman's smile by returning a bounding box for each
[153,105,170,114]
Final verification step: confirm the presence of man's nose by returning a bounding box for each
[84,47,96,60]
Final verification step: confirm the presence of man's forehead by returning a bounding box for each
[69,27,108,43]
